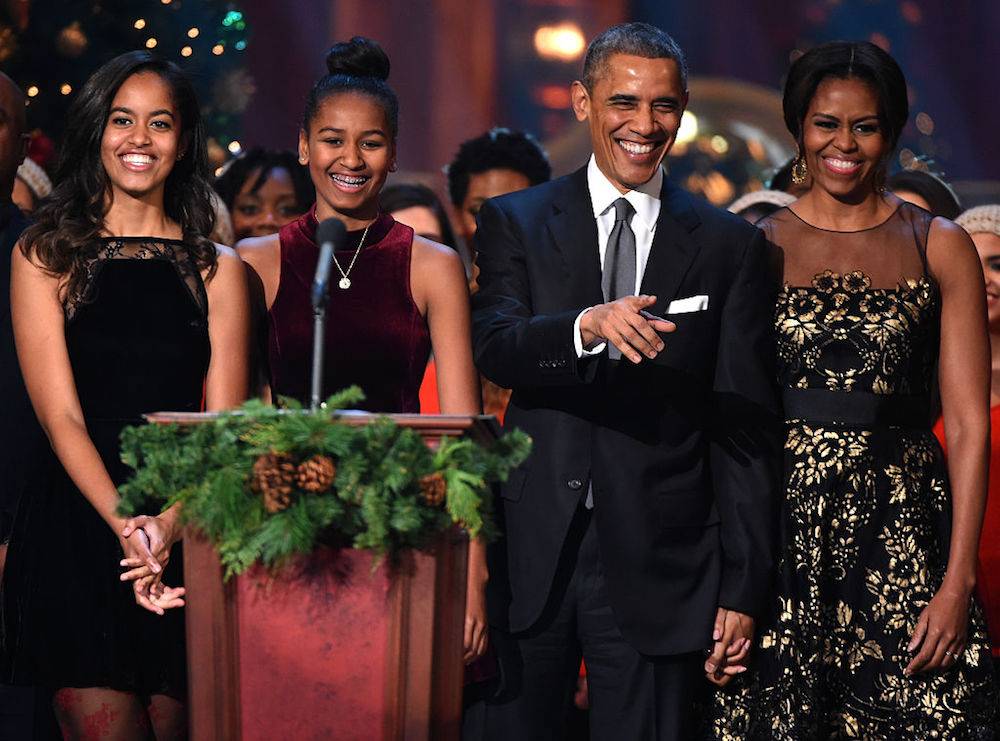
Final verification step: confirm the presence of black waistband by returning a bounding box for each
[782,388,931,429]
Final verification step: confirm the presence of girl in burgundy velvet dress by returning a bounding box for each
[237,37,488,665]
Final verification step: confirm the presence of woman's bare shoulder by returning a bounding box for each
[235,233,281,269]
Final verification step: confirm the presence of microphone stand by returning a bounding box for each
[310,298,327,412]
[309,218,345,412]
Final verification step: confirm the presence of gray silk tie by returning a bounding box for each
[602,198,637,361]
[585,198,637,509]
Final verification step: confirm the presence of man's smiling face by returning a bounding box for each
[572,54,687,193]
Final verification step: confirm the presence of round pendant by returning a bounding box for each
[338,277,352,290]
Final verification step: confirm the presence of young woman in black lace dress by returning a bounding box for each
[0,51,249,738]
[711,42,997,738]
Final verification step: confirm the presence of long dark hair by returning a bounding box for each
[379,183,457,249]
[21,50,217,306]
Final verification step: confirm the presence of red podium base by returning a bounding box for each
[184,532,468,740]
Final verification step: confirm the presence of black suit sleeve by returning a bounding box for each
[710,227,781,617]
[471,199,597,389]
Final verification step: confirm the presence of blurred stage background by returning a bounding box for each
[2,0,998,212]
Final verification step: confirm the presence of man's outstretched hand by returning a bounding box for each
[705,607,754,687]
[579,295,675,364]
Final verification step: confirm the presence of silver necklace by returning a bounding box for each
[332,222,371,290]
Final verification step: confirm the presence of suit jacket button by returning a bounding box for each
[567,479,583,490]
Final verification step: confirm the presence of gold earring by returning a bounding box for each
[791,155,808,185]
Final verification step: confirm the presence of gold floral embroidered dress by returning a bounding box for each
[712,203,997,740]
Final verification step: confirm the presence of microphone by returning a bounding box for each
[312,218,347,311]
[310,217,346,411]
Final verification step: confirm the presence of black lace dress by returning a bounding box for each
[0,238,210,698]
[711,203,998,739]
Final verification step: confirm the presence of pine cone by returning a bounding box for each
[419,472,447,507]
[251,452,296,513]
[296,455,336,493]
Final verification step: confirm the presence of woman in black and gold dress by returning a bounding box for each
[712,42,997,738]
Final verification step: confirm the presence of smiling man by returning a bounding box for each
[471,23,781,739]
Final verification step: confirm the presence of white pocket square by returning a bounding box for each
[665,295,709,314]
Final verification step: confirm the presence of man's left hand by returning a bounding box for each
[705,606,754,687]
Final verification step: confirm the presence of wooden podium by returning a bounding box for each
[146,412,500,741]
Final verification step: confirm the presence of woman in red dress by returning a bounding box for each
[935,203,1000,673]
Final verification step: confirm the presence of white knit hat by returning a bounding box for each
[955,204,1000,238]
[15,158,52,200]
[727,189,796,214]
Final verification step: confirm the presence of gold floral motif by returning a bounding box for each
[710,269,997,737]
[843,271,872,293]
[812,269,838,292]
[776,271,937,396]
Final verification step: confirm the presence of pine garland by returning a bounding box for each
[118,387,531,578]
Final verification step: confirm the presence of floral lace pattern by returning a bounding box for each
[67,237,207,320]
[711,271,998,739]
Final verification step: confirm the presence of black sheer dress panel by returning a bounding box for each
[0,238,210,698]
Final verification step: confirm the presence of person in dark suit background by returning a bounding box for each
[0,70,59,741]
[470,23,781,739]
[0,71,32,573]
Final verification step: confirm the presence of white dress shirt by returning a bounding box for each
[573,155,664,357]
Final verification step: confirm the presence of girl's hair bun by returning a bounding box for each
[325,36,390,81]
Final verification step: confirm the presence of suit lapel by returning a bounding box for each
[639,178,702,316]
[546,166,604,307]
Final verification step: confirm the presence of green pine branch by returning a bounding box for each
[115,392,530,578]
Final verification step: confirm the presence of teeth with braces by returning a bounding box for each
[331,174,368,185]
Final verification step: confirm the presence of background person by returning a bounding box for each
[11,156,51,213]
[727,189,796,224]
[215,147,313,241]
[447,127,552,250]
[380,181,460,416]
[447,128,552,421]
[381,181,458,249]
[935,203,1000,677]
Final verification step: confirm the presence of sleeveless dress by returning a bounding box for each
[268,207,431,412]
[711,203,998,739]
[0,238,210,697]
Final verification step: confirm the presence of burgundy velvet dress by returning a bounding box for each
[269,207,431,412]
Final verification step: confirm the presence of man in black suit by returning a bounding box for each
[471,23,780,739]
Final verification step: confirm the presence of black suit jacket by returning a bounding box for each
[471,166,781,655]
[0,203,41,542]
